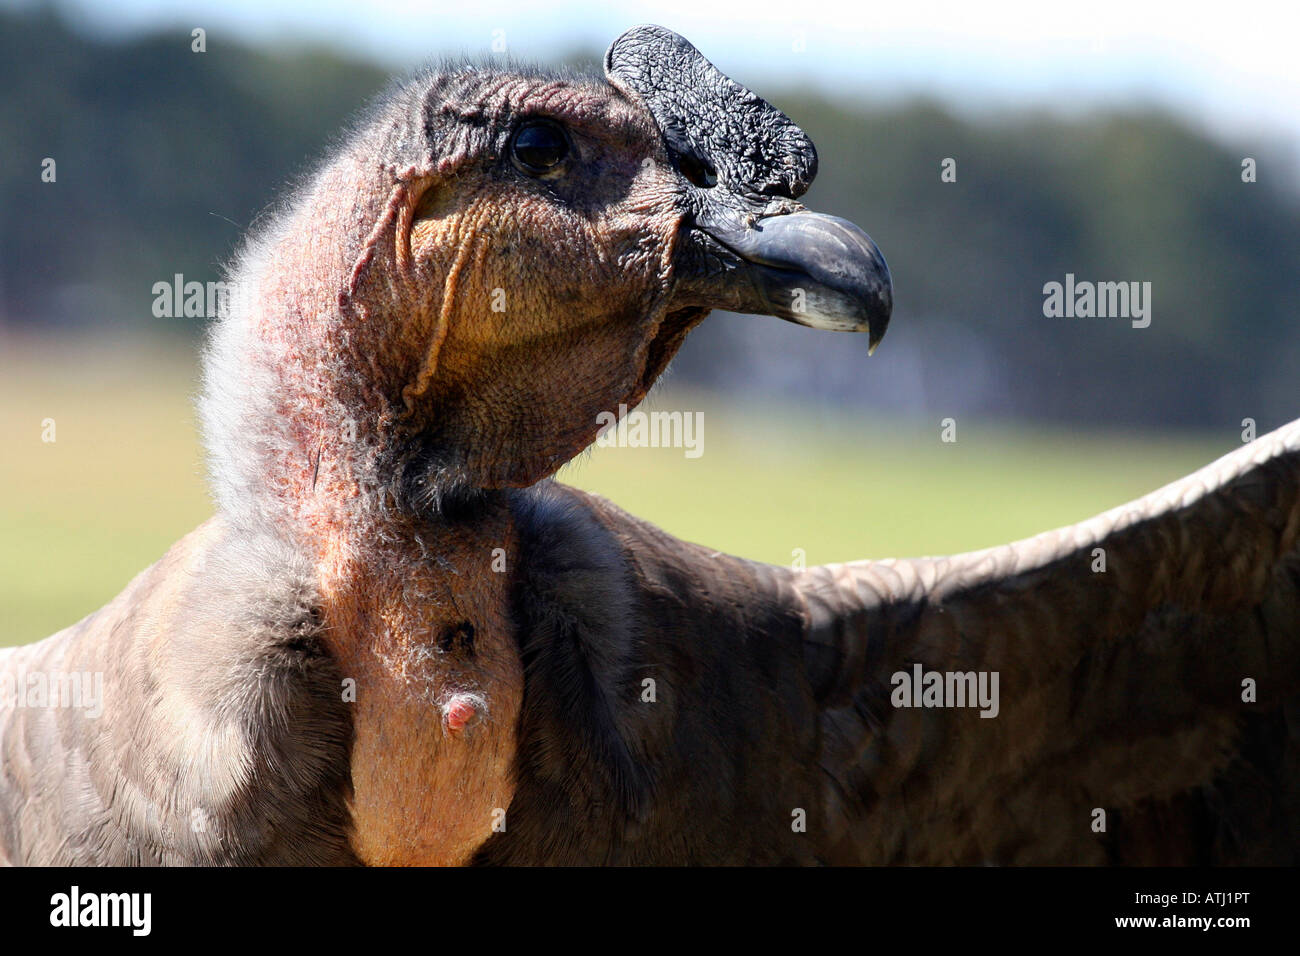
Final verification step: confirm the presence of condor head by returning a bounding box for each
[218,25,891,499]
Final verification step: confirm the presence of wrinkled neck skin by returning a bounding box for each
[200,84,691,860]
[201,155,525,866]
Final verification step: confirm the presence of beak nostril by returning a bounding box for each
[677,151,718,189]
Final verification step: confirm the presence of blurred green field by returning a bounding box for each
[1,334,1231,648]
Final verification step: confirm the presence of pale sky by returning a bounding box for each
[23,0,1300,149]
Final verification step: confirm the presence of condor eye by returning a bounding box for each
[511,120,569,175]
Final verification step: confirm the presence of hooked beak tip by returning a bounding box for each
[696,211,893,342]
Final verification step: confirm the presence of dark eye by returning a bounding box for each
[677,151,717,189]
[511,120,569,175]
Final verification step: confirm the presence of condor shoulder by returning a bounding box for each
[0,518,357,865]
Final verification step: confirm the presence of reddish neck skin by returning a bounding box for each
[237,166,527,865]
[223,87,689,860]
[317,514,523,866]
[264,375,526,864]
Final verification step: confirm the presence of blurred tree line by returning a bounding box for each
[3,6,1297,430]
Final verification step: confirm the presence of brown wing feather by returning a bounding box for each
[796,418,1300,862]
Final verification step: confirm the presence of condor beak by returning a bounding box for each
[693,210,893,351]
[606,24,893,352]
